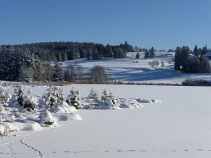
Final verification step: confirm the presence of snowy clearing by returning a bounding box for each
[0,84,211,158]
[60,52,211,84]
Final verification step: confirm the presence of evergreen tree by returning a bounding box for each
[135,52,140,59]
[201,45,208,55]
[174,46,210,73]
[41,62,52,81]
[149,47,155,58]
[52,62,63,82]
[0,41,134,62]
[144,50,150,59]
[200,56,211,73]
[194,45,198,56]
[174,46,190,71]
[0,51,41,81]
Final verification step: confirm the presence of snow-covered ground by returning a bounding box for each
[1,84,211,158]
[60,52,211,84]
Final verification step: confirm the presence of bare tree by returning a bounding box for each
[64,64,76,82]
[148,60,160,69]
[90,65,107,83]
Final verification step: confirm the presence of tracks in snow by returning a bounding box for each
[19,138,43,158]
[49,148,211,155]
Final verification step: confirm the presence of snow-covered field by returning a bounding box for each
[1,84,211,158]
[61,52,211,84]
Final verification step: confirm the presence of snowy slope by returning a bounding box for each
[60,52,211,84]
[1,84,211,158]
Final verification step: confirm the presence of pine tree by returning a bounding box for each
[144,50,150,59]
[52,62,64,82]
[194,45,198,56]
[149,47,155,58]
[174,46,210,73]
[135,52,140,59]
[200,56,211,73]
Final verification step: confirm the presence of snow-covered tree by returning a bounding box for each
[0,125,9,136]
[88,88,100,102]
[0,87,10,105]
[0,51,41,82]
[101,90,119,109]
[43,86,77,113]
[39,110,56,127]
[0,87,10,136]
[0,87,12,123]
[14,87,37,112]
[43,86,63,109]
[66,90,81,109]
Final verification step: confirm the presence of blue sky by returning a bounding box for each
[0,0,211,49]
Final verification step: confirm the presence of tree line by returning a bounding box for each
[0,41,210,83]
[0,41,134,82]
[175,46,210,73]
[0,50,108,83]
[0,41,134,61]
[0,51,41,81]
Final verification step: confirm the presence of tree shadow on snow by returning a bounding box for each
[109,67,185,81]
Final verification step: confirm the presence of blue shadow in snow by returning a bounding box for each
[109,67,185,81]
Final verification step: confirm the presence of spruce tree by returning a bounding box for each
[194,45,198,56]
[144,50,150,59]
[52,62,63,82]
[135,52,140,59]
[149,47,155,58]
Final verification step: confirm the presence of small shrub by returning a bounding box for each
[182,79,211,86]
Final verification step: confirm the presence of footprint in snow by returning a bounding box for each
[128,149,136,152]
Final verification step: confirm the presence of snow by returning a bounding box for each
[0,51,210,157]
[60,52,211,84]
[0,84,211,158]
[0,83,158,136]
[19,122,43,131]
[117,98,144,108]
[0,85,85,139]
[0,124,8,136]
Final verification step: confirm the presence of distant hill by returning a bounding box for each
[0,41,134,61]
